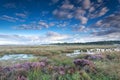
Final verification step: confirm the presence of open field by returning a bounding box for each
[0,45,120,80]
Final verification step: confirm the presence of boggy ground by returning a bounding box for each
[0,45,120,80]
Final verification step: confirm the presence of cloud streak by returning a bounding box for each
[14,21,55,30]
[0,15,25,22]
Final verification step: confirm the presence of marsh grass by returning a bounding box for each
[0,45,115,56]
[0,45,120,80]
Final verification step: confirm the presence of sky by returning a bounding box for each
[0,0,120,45]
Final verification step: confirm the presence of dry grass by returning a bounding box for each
[0,45,117,56]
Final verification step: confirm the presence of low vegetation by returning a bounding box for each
[0,45,120,80]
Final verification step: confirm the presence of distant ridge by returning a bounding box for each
[51,41,120,45]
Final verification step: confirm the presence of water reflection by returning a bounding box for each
[66,48,120,57]
[0,54,36,61]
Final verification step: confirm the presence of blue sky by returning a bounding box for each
[0,0,120,45]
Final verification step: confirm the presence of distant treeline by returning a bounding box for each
[51,41,120,45]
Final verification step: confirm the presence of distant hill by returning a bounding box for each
[51,41,120,45]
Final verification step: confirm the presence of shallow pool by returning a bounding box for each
[66,48,120,57]
[0,54,36,61]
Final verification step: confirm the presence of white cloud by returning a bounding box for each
[52,0,109,25]
[14,24,42,30]
[75,8,86,16]
[0,15,25,22]
[78,25,86,31]
[0,15,18,22]
[98,7,109,17]
[89,7,95,12]
[38,21,49,28]
[49,22,55,26]
[69,32,120,43]
[0,31,119,45]
[0,40,25,45]
[53,9,73,19]
[15,21,55,30]
[95,20,102,26]
[0,31,70,45]
[46,31,69,41]
[73,25,87,32]
[91,13,120,37]
[77,16,88,24]
[82,0,91,9]
[61,4,74,10]
[15,13,27,18]
[88,6,109,18]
